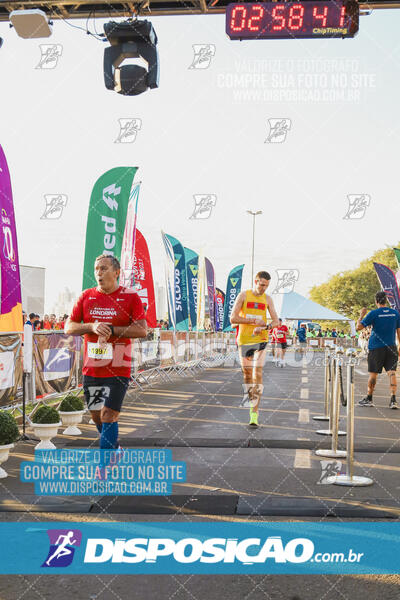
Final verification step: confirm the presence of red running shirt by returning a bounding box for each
[275,324,288,343]
[69,286,145,378]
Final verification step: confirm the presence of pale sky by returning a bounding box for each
[0,8,399,312]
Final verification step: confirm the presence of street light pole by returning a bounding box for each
[247,210,262,285]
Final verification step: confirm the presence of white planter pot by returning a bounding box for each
[59,410,86,435]
[31,422,62,450]
[0,443,14,478]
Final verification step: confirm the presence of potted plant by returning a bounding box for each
[0,412,19,478]
[30,405,61,450]
[58,394,86,435]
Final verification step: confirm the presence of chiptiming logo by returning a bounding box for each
[42,529,82,567]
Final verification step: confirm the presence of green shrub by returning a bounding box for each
[0,412,20,445]
[59,394,84,412]
[31,406,60,424]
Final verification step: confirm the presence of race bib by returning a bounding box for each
[245,314,263,323]
[87,342,113,360]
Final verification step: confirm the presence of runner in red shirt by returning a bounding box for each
[65,254,147,450]
[275,318,289,367]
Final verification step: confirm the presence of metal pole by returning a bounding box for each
[316,347,346,458]
[251,213,255,284]
[327,349,373,486]
[316,347,346,436]
[247,210,262,286]
[313,346,330,421]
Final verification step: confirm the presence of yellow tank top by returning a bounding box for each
[237,289,269,346]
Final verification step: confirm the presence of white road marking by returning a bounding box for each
[294,449,311,469]
[300,388,309,399]
[298,409,310,423]
[301,377,308,383]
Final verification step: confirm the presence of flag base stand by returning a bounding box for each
[316,429,346,436]
[326,475,373,487]
[315,449,347,458]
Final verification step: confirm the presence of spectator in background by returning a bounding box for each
[331,328,338,338]
[296,323,307,352]
[54,317,64,330]
[42,314,51,330]
[32,314,41,330]
[49,314,57,329]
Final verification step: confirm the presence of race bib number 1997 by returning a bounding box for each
[87,342,113,360]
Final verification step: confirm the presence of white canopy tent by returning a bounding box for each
[271,291,350,322]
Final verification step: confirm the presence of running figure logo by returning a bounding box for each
[189,195,217,220]
[343,194,371,219]
[265,119,291,143]
[87,386,111,411]
[114,118,142,143]
[42,529,82,567]
[36,44,63,69]
[272,269,299,294]
[317,461,342,485]
[188,44,216,70]
[41,195,68,220]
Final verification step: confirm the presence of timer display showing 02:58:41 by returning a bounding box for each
[226,1,359,40]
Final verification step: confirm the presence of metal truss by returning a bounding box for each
[0,1,399,23]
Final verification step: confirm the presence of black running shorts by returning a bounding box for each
[83,375,130,412]
[239,342,268,358]
[367,345,398,374]
[278,342,288,350]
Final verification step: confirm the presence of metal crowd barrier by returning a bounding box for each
[130,331,235,391]
[0,330,235,417]
[313,346,373,487]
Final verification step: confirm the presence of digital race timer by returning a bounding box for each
[226,1,359,40]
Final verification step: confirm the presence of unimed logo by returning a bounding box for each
[42,529,82,568]
[83,536,314,564]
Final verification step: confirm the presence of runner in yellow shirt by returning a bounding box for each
[230,271,279,427]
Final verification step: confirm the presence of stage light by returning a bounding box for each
[9,9,52,39]
[103,20,159,96]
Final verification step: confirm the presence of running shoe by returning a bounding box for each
[113,446,125,464]
[249,410,259,427]
[390,398,398,410]
[358,397,374,407]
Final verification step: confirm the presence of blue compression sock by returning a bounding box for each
[100,422,118,449]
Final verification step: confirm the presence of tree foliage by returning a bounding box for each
[309,245,399,322]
